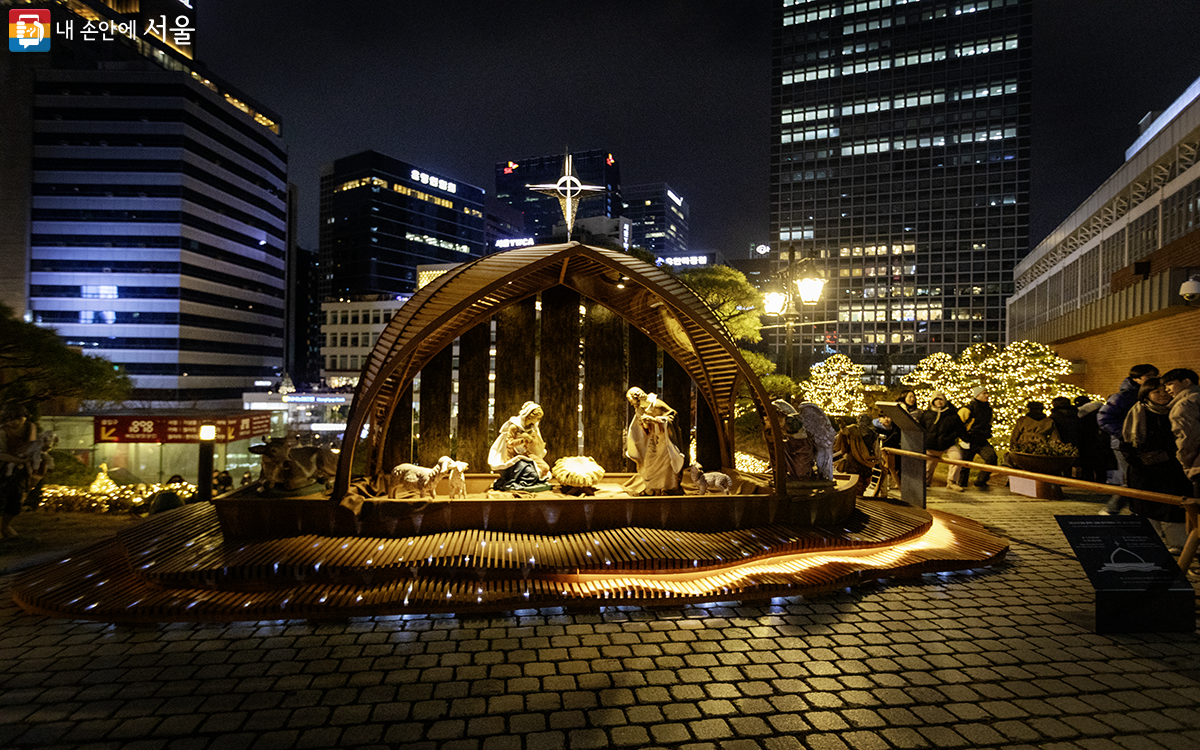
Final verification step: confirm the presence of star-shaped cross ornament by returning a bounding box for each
[526,153,607,241]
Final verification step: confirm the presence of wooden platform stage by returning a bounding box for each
[13,498,1008,623]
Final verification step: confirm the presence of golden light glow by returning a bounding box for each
[199,425,217,441]
[763,291,789,315]
[563,516,957,598]
[795,276,827,305]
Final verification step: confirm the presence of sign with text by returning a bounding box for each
[94,414,271,444]
[1056,515,1194,633]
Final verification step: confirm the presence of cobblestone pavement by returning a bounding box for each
[2,490,1199,750]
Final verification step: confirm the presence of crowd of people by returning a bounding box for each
[1096,364,1200,552]
[830,363,1200,555]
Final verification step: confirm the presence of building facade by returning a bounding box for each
[771,0,1032,384]
[319,151,485,299]
[622,183,689,257]
[1,0,288,408]
[494,150,621,241]
[1008,77,1200,394]
[319,296,411,389]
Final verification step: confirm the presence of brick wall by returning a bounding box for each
[1052,307,1200,395]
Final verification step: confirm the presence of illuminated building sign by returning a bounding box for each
[503,161,518,174]
[663,255,709,267]
[668,189,683,206]
[94,414,271,443]
[410,169,457,194]
[282,395,349,404]
[606,153,615,166]
[496,237,536,249]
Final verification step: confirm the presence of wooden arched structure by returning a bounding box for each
[331,242,787,500]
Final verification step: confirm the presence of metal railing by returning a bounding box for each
[884,447,1200,573]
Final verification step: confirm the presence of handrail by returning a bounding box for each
[884,447,1195,507]
[883,446,1200,574]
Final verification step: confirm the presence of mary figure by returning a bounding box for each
[489,401,552,491]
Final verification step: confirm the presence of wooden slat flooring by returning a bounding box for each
[13,502,1009,623]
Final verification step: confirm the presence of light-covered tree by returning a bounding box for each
[798,354,867,416]
[901,341,1095,446]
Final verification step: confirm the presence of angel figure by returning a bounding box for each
[623,386,685,495]
[489,401,552,491]
[773,400,837,481]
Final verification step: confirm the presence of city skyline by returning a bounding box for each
[196,1,1200,256]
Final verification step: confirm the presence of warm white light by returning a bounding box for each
[198,424,217,441]
[795,276,827,305]
[763,291,789,315]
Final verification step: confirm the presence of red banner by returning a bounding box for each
[94,414,272,444]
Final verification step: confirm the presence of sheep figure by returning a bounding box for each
[389,455,453,499]
[447,460,469,499]
[689,461,733,495]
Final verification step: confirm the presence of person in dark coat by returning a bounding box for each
[872,415,902,488]
[1073,396,1110,484]
[1098,364,1158,514]
[897,389,921,420]
[948,386,996,491]
[1122,378,1190,549]
[918,392,961,486]
[1049,397,1081,451]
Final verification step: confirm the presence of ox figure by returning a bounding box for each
[250,437,339,493]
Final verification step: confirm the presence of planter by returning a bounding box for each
[1008,451,1075,476]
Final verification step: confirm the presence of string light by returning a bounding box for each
[798,354,868,416]
[901,341,1098,446]
[37,467,195,514]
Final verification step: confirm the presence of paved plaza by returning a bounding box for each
[2,490,1199,750]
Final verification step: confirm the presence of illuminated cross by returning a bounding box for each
[526,153,607,241]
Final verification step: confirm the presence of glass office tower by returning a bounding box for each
[771,0,1031,383]
[494,150,621,241]
[622,183,690,258]
[2,0,287,408]
[319,151,486,298]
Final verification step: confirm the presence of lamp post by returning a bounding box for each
[763,245,827,379]
[197,424,216,503]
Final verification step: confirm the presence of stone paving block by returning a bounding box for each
[804,733,851,750]
[650,722,692,744]
[663,702,702,721]
[296,727,342,748]
[1114,735,1173,750]
[1027,715,1082,739]
[548,710,586,730]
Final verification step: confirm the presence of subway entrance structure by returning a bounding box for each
[14,243,1008,622]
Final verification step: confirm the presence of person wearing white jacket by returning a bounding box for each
[1162,368,1200,499]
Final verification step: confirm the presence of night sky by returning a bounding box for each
[196,1,1200,257]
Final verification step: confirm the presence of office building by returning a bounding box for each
[287,245,323,388]
[320,295,410,388]
[494,150,621,240]
[319,151,485,298]
[622,183,689,257]
[1,0,288,408]
[1008,76,1200,394]
[771,0,1032,383]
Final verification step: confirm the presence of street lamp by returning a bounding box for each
[197,424,216,503]
[764,245,827,378]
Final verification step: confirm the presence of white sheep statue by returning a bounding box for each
[389,455,453,499]
[447,460,469,499]
[689,461,733,495]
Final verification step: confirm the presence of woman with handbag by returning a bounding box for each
[1122,378,1190,550]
